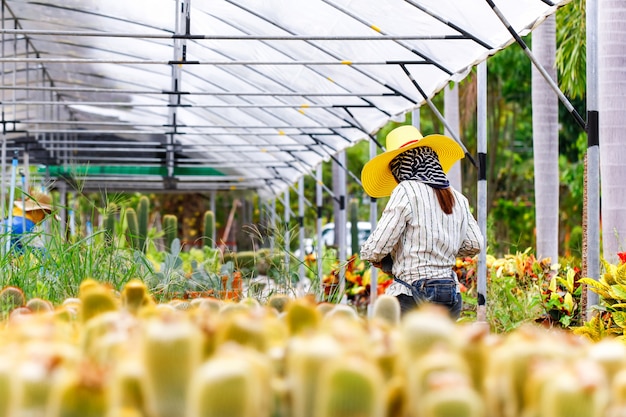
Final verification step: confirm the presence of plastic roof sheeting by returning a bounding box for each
[0,0,569,198]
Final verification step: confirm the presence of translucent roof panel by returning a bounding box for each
[0,0,569,198]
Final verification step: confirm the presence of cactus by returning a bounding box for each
[537,361,608,417]
[79,283,118,324]
[349,198,359,256]
[285,298,321,335]
[121,279,152,315]
[203,210,215,249]
[371,294,401,327]
[0,286,25,312]
[109,360,146,415]
[125,208,140,251]
[48,370,108,417]
[0,358,11,417]
[137,195,150,253]
[188,347,272,417]
[419,384,485,417]
[315,356,384,417]
[26,297,54,313]
[141,317,202,417]
[287,334,342,417]
[163,214,178,252]
[102,202,117,244]
[267,294,291,313]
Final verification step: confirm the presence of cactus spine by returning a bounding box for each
[125,208,140,251]
[163,214,178,251]
[137,195,150,253]
[203,210,215,249]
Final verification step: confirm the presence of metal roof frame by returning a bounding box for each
[0,0,569,199]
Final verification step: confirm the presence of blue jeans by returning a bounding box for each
[396,289,463,319]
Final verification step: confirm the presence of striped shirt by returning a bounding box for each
[360,180,484,296]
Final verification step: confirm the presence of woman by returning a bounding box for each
[3,190,55,252]
[360,125,484,318]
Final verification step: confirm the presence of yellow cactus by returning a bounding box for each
[188,346,272,417]
[79,283,118,324]
[121,279,152,315]
[141,315,202,417]
[371,294,401,327]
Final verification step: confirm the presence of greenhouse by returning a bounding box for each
[2,1,626,416]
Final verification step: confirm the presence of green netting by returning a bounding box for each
[37,165,224,177]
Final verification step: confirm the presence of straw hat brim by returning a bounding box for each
[361,134,464,198]
[14,199,53,212]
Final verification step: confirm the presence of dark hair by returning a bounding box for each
[434,188,455,214]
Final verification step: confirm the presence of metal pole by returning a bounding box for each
[368,134,379,315]
[298,176,305,281]
[5,151,18,253]
[283,189,291,293]
[476,61,488,323]
[337,150,347,303]
[585,0,600,318]
[316,165,324,297]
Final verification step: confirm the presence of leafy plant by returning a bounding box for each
[574,253,626,341]
[540,265,583,327]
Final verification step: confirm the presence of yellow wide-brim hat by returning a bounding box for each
[361,125,464,198]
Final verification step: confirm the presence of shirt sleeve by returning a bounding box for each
[360,185,410,263]
[457,200,484,257]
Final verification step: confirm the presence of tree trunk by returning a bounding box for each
[445,82,463,191]
[599,0,626,264]
[532,15,559,263]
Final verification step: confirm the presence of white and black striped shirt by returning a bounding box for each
[360,181,484,296]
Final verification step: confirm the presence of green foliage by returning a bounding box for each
[145,238,223,300]
[574,257,626,341]
[556,0,586,99]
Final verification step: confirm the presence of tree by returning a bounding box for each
[599,0,626,263]
[532,15,559,263]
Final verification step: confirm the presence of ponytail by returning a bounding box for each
[434,188,455,214]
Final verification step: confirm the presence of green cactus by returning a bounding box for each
[419,386,485,417]
[137,195,150,252]
[315,357,384,417]
[203,210,215,248]
[125,208,140,251]
[163,214,178,251]
[141,317,202,417]
[349,198,359,256]
[267,294,291,313]
[103,202,117,244]
[287,334,342,417]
